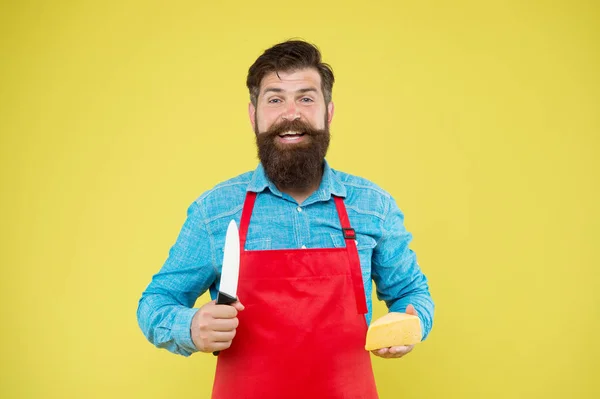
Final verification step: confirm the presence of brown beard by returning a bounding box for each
[255,117,330,190]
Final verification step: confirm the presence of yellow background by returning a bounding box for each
[1,1,598,398]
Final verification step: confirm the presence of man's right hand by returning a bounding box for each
[191,299,245,353]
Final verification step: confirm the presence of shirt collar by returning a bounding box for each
[247,159,347,200]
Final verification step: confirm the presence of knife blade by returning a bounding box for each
[213,219,240,356]
[217,219,240,304]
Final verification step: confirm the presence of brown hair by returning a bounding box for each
[246,40,335,106]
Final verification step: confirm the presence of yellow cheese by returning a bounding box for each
[364,312,422,350]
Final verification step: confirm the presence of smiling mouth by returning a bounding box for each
[277,131,306,142]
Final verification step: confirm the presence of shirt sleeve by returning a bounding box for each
[371,198,435,340]
[136,201,217,356]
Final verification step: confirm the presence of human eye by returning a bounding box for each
[299,97,314,103]
[268,97,282,104]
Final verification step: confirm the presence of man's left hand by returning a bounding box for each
[371,304,418,359]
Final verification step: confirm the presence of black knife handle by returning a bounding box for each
[216,291,237,305]
[213,291,238,356]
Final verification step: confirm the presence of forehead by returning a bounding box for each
[259,68,322,94]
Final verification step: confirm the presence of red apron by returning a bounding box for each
[212,192,378,399]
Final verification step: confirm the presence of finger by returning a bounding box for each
[209,341,233,352]
[389,345,409,355]
[232,301,245,311]
[405,304,418,316]
[374,348,388,356]
[211,317,239,332]
[211,330,236,343]
[212,305,239,319]
[390,345,414,357]
[371,349,394,359]
[371,345,414,359]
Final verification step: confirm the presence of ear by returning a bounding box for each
[327,102,335,126]
[248,102,256,129]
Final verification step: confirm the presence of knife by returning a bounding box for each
[213,219,240,356]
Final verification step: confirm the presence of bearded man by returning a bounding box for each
[137,40,434,399]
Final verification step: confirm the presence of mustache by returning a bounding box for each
[260,119,325,138]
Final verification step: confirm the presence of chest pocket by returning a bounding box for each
[244,238,272,251]
[330,233,377,251]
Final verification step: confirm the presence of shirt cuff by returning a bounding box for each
[171,307,200,355]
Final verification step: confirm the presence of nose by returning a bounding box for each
[281,102,300,121]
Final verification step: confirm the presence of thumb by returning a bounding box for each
[232,300,245,311]
[405,304,418,316]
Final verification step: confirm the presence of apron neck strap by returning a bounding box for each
[239,191,257,250]
[333,196,356,241]
[334,195,368,314]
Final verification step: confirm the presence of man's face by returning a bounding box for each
[250,68,333,137]
[249,68,335,189]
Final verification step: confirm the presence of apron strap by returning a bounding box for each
[333,196,369,315]
[239,191,257,250]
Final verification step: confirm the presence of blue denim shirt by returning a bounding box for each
[137,160,434,356]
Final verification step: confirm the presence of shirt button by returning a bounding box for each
[301,245,307,249]
[296,206,302,212]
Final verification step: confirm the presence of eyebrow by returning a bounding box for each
[262,87,319,95]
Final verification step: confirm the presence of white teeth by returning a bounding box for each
[280,131,299,136]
